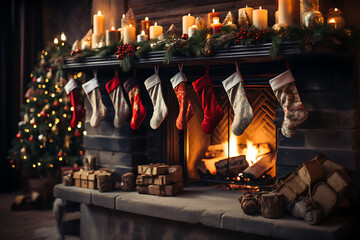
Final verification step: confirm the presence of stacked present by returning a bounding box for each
[136,163,183,196]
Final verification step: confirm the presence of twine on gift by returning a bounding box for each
[154,65,159,74]
[178,64,183,73]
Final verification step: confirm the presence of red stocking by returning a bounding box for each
[64,78,85,128]
[192,66,224,134]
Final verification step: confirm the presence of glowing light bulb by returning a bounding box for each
[54,38,59,44]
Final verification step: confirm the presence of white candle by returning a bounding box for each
[92,33,103,49]
[253,6,268,29]
[137,30,148,42]
[182,13,195,35]
[123,24,136,44]
[238,6,254,24]
[279,0,292,26]
[188,25,198,38]
[149,22,163,40]
[121,14,125,40]
[81,40,91,50]
[275,11,279,24]
[93,11,104,35]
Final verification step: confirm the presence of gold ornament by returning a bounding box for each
[222,11,236,28]
[52,124,59,134]
[272,23,288,35]
[238,9,250,28]
[300,0,320,24]
[195,17,206,30]
[327,8,345,29]
[20,147,26,155]
[165,24,181,38]
[46,69,52,79]
[303,10,324,29]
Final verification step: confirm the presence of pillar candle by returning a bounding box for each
[140,17,151,37]
[121,14,125,40]
[275,11,279,24]
[238,6,254,24]
[92,33,103,49]
[279,0,292,26]
[149,22,163,40]
[137,30,148,42]
[210,17,222,34]
[182,13,195,34]
[123,24,136,44]
[207,9,220,27]
[93,11,104,35]
[226,21,237,29]
[188,25,198,38]
[106,27,121,46]
[253,7,268,29]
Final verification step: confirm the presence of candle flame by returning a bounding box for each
[54,38,58,44]
[145,17,149,20]
[122,14,125,18]
[188,13,191,16]
[259,6,262,10]
[329,18,336,23]
[141,30,145,35]
[129,24,132,27]
[212,9,215,13]
[60,32,66,41]
[334,8,338,11]
[111,27,115,30]
[228,21,232,25]
[213,17,219,24]
[246,5,248,8]
[97,11,101,16]
[155,22,157,26]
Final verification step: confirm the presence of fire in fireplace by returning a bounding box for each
[185,85,277,185]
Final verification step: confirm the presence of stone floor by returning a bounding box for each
[0,192,80,240]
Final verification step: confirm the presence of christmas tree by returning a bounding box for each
[8,34,85,176]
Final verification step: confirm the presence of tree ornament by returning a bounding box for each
[16,132,22,139]
[38,134,44,141]
[64,135,71,148]
[46,69,52,79]
[52,125,59,134]
[40,110,46,118]
[58,151,63,158]
[115,43,136,60]
[20,147,26,155]
[28,135,35,142]
[30,118,36,125]
[303,11,324,29]
[64,106,69,111]
[32,77,37,83]
[222,11,236,26]
[124,8,137,28]
[181,34,189,40]
[74,130,82,137]
[36,77,43,83]
[165,24,181,38]
[238,8,250,28]
[53,100,60,107]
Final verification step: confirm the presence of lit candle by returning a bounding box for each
[238,6,254,24]
[121,14,126,40]
[279,0,292,26]
[123,24,136,44]
[140,17,151,37]
[210,17,222,34]
[106,27,121,46]
[137,30,148,42]
[93,11,104,35]
[207,9,220,27]
[327,8,345,29]
[54,38,59,45]
[253,6,268,29]
[182,13,195,35]
[149,22,163,40]
[60,32,66,41]
[188,25,198,38]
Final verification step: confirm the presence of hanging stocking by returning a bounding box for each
[144,66,168,129]
[222,63,253,136]
[64,77,85,128]
[269,69,308,138]
[170,64,195,130]
[123,75,147,130]
[192,65,224,134]
[82,72,106,128]
[105,71,130,128]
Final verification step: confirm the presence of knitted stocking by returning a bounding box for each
[222,67,253,136]
[64,77,85,128]
[123,76,147,130]
[144,66,168,129]
[170,64,195,130]
[105,74,130,128]
[192,67,224,134]
[82,76,106,128]
[269,69,308,138]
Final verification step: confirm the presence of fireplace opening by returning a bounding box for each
[184,85,277,188]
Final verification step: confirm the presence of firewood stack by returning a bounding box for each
[136,163,183,196]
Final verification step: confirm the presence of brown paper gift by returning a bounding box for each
[297,159,324,185]
[312,182,338,217]
[97,169,115,192]
[326,170,351,195]
[315,153,347,177]
[73,171,82,187]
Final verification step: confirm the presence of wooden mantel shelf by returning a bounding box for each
[62,41,339,71]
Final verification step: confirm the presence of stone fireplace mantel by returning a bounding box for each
[54,184,352,240]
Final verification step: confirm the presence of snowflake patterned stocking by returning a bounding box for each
[64,77,85,128]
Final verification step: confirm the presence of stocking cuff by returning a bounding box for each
[170,72,187,88]
[144,73,161,90]
[82,77,100,94]
[64,78,78,95]
[123,76,139,93]
[222,71,244,92]
[269,69,295,91]
[105,76,121,93]
[192,74,212,92]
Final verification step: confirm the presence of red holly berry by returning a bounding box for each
[181,34,188,40]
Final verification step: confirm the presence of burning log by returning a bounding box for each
[204,142,272,159]
[242,153,275,180]
[214,155,249,176]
